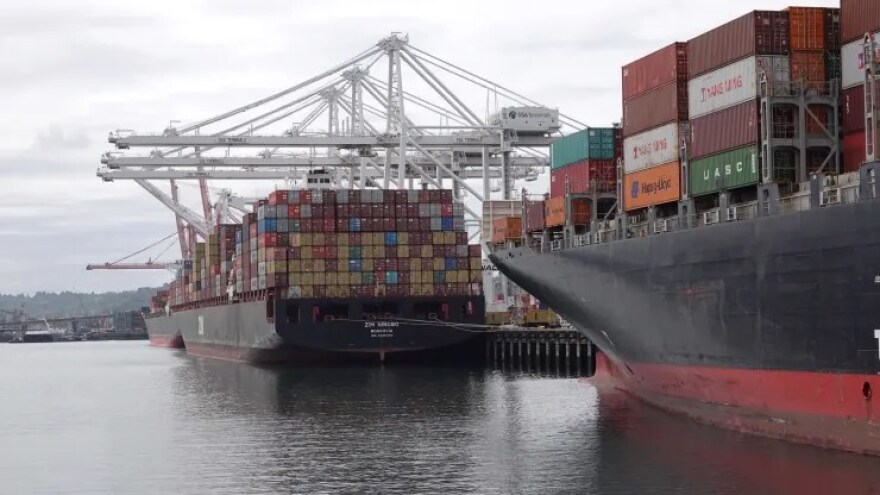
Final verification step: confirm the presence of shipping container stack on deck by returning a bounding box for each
[219,188,482,303]
[686,10,794,203]
[840,0,880,171]
[621,42,688,216]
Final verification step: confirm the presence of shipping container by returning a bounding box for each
[790,50,826,90]
[689,146,760,196]
[788,7,826,51]
[622,42,688,101]
[491,217,522,244]
[525,200,545,233]
[688,10,790,78]
[843,84,866,133]
[623,122,681,174]
[550,128,616,169]
[549,159,616,197]
[542,196,590,227]
[688,55,789,119]
[842,130,866,172]
[623,161,681,211]
[841,0,880,44]
[689,100,759,159]
[622,81,687,137]
[842,34,880,89]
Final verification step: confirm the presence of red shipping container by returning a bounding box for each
[268,190,288,205]
[790,50,826,89]
[441,203,454,216]
[622,42,688,101]
[843,84,866,133]
[549,159,616,197]
[841,0,880,44]
[688,11,790,78]
[689,100,760,159]
[265,247,287,262]
[842,130,866,172]
[622,81,687,137]
[788,7,826,51]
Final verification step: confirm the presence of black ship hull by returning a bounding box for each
[158,295,486,364]
[491,197,880,455]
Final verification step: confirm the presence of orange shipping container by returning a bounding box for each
[623,161,681,211]
[544,197,591,227]
[788,7,826,50]
[790,50,825,90]
[492,217,522,243]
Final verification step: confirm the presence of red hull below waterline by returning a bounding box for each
[148,334,184,349]
[592,353,880,456]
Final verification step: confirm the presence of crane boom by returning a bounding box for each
[86,262,183,270]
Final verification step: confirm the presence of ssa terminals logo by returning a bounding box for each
[630,181,640,198]
[508,110,516,119]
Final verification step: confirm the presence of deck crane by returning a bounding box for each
[96,33,587,279]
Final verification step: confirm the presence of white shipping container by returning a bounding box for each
[842,34,880,90]
[623,122,680,173]
[688,56,789,119]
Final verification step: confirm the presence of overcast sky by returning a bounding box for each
[1,0,836,295]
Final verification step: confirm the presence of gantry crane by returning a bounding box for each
[93,33,587,278]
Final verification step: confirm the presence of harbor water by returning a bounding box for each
[1,341,878,494]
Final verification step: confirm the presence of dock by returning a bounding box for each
[488,328,594,377]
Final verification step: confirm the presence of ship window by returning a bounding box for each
[286,304,299,324]
[316,303,348,321]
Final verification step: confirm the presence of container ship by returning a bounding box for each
[145,184,485,363]
[489,3,880,455]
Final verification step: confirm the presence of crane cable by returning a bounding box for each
[109,232,179,265]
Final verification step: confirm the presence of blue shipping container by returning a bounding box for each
[445,257,457,270]
[385,271,399,284]
[348,259,362,272]
[441,217,454,231]
[349,218,362,232]
[385,232,398,246]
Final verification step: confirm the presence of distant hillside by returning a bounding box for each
[0,288,161,319]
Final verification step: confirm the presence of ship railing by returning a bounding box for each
[597,228,616,244]
[778,192,811,214]
[700,209,721,226]
[550,239,562,252]
[627,222,650,238]
[727,203,758,222]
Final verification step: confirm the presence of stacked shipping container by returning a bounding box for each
[165,188,483,306]
[687,10,792,195]
[621,42,688,211]
[549,128,618,197]
[840,0,880,171]
[787,7,840,138]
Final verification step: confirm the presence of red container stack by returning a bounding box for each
[621,42,687,211]
[687,11,790,78]
[549,158,616,197]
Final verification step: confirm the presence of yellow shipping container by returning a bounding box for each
[374,233,385,245]
[288,273,299,285]
[301,273,315,286]
[315,260,326,272]
[433,258,444,270]
[363,259,375,271]
[409,259,421,271]
[398,232,409,245]
[301,234,313,247]
[349,273,361,285]
[444,232,456,245]
[302,246,313,258]
[411,271,422,284]
[314,273,326,285]
[458,270,469,283]
[421,245,432,257]
[469,258,481,270]
[338,235,349,247]
[289,233,302,247]
[374,246,386,259]
[289,260,302,273]
[338,260,349,272]
[432,232,444,245]
[446,271,458,283]
[302,286,314,298]
[313,233,325,246]
[469,270,481,282]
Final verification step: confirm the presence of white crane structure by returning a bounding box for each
[98,33,586,260]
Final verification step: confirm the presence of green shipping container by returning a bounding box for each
[551,127,616,169]
[689,147,759,196]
